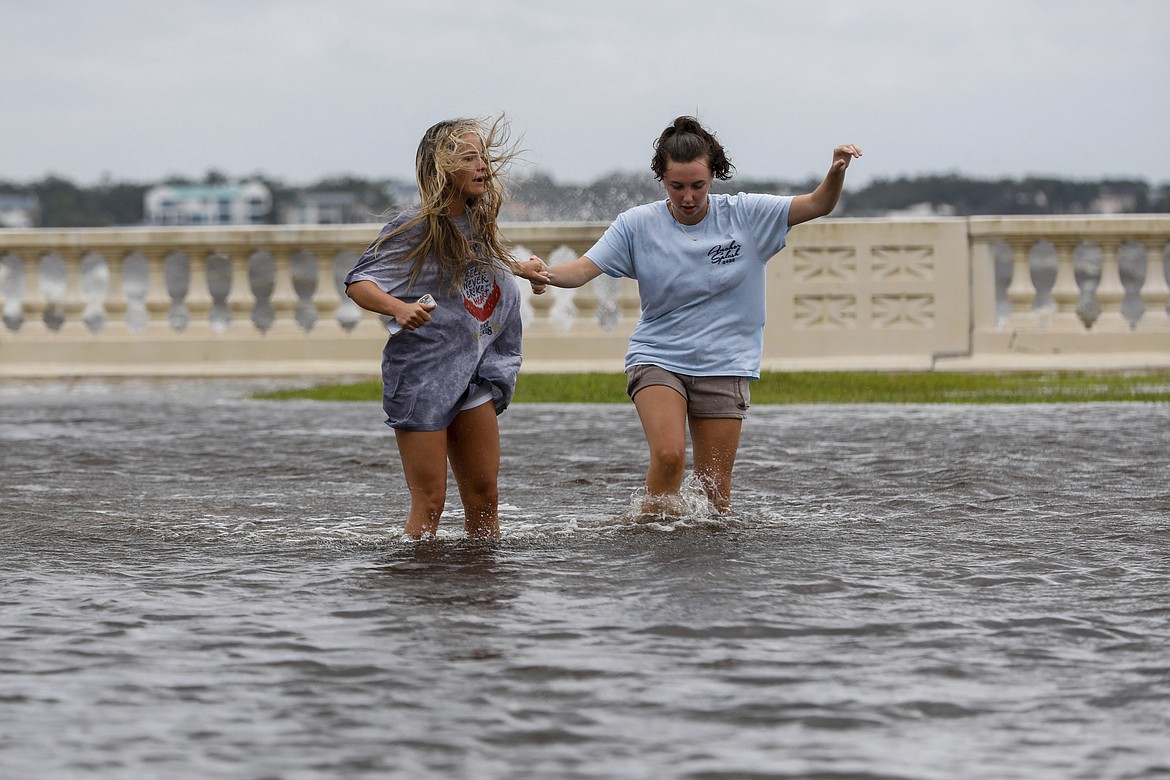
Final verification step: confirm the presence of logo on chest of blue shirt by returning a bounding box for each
[708,240,742,266]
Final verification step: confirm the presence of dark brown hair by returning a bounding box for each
[651,116,735,181]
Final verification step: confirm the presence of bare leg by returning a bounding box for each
[689,416,742,512]
[446,402,501,539]
[394,428,449,538]
[632,385,689,515]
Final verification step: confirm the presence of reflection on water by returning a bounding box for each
[1,379,1169,779]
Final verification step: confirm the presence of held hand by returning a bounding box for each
[514,254,549,280]
[830,143,863,173]
[517,254,550,295]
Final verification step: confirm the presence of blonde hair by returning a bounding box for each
[380,115,521,294]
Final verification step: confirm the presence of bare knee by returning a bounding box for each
[457,477,499,538]
[408,473,446,503]
[473,484,499,510]
[649,443,687,478]
[406,482,446,526]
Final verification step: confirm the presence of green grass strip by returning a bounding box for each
[255,370,1170,404]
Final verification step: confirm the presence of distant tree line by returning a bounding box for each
[2,170,1167,228]
[505,171,1170,220]
[842,174,1168,216]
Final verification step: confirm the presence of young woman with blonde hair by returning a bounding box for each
[346,116,546,538]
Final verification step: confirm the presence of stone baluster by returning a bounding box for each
[23,255,44,330]
[571,281,600,326]
[1004,239,1037,329]
[142,249,174,330]
[1139,239,1170,330]
[226,251,255,331]
[185,250,215,331]
[105,252,128,325]
[60,249,87,331]
[269,248,300,329]
[528,294,554,327]
[23,253,49,331]
[616,278,640,322]
[312,246,342,330]
[1049,239,1082,331]
[1094,239,1127,331]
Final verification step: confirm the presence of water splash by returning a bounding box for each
[605,475,742,532]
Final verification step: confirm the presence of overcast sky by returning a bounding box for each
[2,0,1168,188]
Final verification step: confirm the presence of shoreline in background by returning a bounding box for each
[5,171,1168,229]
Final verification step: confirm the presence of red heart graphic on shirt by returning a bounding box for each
[463,279,501,322]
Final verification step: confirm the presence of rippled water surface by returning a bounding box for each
[3,380,1169,779]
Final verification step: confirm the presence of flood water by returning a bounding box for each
[2,380,1169,779]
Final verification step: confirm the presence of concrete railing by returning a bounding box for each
[1,217,1168,378]
[967,216,1170,369]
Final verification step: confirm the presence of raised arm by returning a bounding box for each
[788,143,863,227]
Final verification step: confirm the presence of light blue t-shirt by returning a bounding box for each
[585,192,792,378]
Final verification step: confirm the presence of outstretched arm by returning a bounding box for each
[788,144,863,227]
[523,254,604,294]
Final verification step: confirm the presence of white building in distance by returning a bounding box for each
[281,191,372,225]
[144,181,272,226]
[0,194,39,228]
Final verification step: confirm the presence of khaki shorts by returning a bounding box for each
[626,364,751,419]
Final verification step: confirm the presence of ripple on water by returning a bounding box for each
[3,389,1170,779]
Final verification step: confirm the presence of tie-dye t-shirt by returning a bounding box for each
[344,209,522,431]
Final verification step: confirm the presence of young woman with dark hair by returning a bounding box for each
[529,116,862,516]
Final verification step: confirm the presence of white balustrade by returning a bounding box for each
[968,217,1170,369]
[1,218,1168,377]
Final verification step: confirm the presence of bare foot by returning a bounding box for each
[637,492,687,523]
